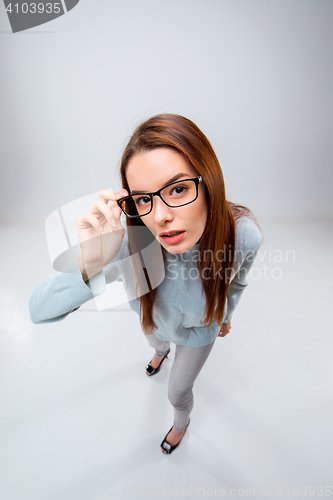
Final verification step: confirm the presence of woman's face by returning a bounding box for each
[125,147,208,254]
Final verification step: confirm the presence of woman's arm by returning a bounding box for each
[29,188,129,324]
[29,241,129,325]
[222,218,263,325]
[29,270,96,324]
[218,320,232,337]
[29,227,132,325]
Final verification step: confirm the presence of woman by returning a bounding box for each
[29,114,263,454]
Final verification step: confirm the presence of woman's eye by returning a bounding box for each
[171,185,187,196]
[136,196,150,206]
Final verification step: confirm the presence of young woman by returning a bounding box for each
[29,114,263,454]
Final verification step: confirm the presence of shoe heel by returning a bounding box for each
[146,348,170,377]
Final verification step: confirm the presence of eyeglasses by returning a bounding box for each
[117,176,202,218]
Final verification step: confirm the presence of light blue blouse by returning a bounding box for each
[29,216,263,347]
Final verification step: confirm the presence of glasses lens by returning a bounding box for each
[120,194,152,217]
[160,179,197,207]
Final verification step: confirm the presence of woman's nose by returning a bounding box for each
[152,196,174,224]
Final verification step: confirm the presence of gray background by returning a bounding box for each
[1,0,332,226]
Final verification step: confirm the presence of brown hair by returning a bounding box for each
[120,114,261,334]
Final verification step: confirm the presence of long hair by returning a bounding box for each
[120,114,261,334]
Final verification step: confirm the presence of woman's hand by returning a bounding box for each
[77,188,128,280]
[218,321,232,337]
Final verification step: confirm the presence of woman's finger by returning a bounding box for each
[79,212,105,232]
[89,189,126,227]
[98,188,129,204]
[93,199,116,226]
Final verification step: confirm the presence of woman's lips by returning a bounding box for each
[160,231,186,244]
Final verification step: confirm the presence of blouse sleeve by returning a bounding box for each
[29,271,97,324]
[223,218,263,324]
[29,228,130,325]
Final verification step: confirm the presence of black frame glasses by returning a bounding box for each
[117,176,203,218]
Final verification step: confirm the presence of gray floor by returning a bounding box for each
[1,218,332,500]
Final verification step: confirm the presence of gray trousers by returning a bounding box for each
[145,333,215,433]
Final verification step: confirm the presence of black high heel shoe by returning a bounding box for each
[160,420,190,454]
[145,348,170,376]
